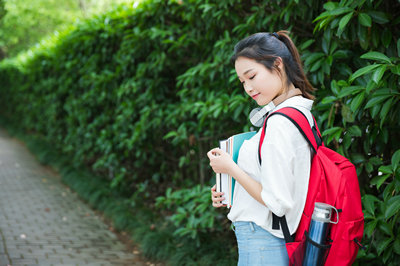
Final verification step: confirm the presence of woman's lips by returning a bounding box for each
[252,93,260,99]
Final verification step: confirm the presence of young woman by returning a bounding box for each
[207,31,315,265]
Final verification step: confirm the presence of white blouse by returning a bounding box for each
[227,96,314,239]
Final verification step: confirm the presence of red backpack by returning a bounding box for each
[258,107,364,265]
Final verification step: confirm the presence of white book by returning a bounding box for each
[215,131,256,208]
[216,139,230,206]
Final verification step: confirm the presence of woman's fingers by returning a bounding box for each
[213,194,225,202]
[207,148,222,159]
[211,185,220,198]
[210,185,226,208]
[212,201,227,208]
[211,191,224,201]
[207,150,216,159]
[213,192,224,199]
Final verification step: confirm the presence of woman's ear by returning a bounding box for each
[274,57,284,70]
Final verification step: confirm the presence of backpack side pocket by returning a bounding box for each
[325,217,364,266]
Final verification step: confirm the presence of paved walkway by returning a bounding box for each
[0,129,154,266]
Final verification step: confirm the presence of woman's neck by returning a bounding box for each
[272,86,303,107]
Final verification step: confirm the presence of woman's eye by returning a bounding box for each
[249,75,256,80]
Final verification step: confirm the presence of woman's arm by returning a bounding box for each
[207,148,266,206]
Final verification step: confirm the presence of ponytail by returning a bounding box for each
[274,31,315,100]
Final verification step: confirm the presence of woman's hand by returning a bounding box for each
[211,184,226,208]
[207,148,237,176]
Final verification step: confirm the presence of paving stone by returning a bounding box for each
[0,129,158,265]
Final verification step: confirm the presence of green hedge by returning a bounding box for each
[0,0,399,264]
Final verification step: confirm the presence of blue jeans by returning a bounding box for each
[233,221,289,266]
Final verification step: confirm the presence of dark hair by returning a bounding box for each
[231,31,315,99]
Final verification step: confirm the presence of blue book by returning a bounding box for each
[216,131,257,208]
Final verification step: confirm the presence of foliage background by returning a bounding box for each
[0,0,399,265]
[0,0,133,58]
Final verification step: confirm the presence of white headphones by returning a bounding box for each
[249,101,276,127]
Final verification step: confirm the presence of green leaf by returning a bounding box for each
[358,23,368,50]
[339,12,354,31]
[382,29,392,48]
[364,219,377,237]
[383,245,393,264]
[394,237,400,255]
[300,39,315,50]
[392,149,400,171]
[360,52,391,64]
[365,162,373,173]
[380,98,393,127]
[369,157,383,166]
[371,28,380,48]
[323,2,337,11]
[330,80,340,95]
[350,92,365,112]
[379,165,393,174]
[397,39,400,57]
[313,7,353,22]
[374,88,393,96]
[304,52,325,66]
[383,182,395,202]
[321,96,337,104]
[364,95,391,109]
[310,58,323,72]
[338,86,363,98]
[337,80,348,87]
[368,11,390,24]
[347,125,362,137]
[378,222,393,237]
[372,65,387,84]
[321,126,341,137]
[366,80,376,94]
[377,237,393,256]
[343,133,352,150]
[330,7,353,16]
[341,105,355,123]
[322,35,329,54]
[391,64,400,75]
[213,106,222,118]
[370,174,391,189]
[362,194,378,214]
[332,50,348,59]
[329,41,338,55]
[358,13,372,27]
[326,127,342,144]
[233,104,243,120]
[349,64,381,82]
[163,131,177,139]
[385,196,400,219]
[351,153,365,164]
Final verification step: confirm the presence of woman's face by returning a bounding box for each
[235,56,284,106]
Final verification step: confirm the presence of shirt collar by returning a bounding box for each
[271,96,314,112]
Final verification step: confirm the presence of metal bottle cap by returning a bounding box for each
[312,202,333,222]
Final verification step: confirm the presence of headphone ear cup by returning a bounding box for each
[249,107,266,127]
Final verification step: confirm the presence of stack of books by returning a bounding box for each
[216,131,256,208]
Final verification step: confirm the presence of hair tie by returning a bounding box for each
[272,32,279,38]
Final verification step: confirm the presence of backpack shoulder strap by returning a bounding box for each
[257,106,323,241]
[258,107,322,165]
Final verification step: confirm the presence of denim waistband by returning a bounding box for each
[232,221,257,232]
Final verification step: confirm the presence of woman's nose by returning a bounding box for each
[244,83,254,93]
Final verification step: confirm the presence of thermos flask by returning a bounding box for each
[303,202,339,266]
